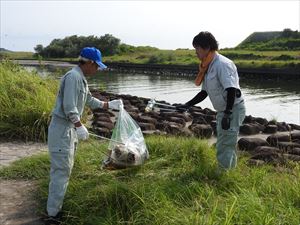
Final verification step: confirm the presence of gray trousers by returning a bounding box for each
[216,101,246,169]
[47,116,77,217]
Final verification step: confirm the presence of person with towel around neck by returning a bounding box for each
[180,31,246,169]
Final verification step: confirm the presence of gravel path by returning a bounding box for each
[0,141,47,225]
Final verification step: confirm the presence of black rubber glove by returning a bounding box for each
[221,111,232,130]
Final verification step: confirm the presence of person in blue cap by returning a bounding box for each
[45,47,122,224]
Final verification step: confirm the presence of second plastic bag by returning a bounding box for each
[103,106,149,169]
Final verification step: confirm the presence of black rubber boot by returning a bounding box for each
[43,211,63,225]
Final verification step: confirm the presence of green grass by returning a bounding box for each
[234,60,300,69]
[0,51,34,59]
[220,49,300,57]
[105,49,300,69]
[2,49,300,70]
[1,136,299,225]
[0,60,58,141]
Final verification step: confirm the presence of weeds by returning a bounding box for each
[0,60,58,141]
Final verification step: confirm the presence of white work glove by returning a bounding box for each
[108,99,123,110]
[76,125,89,140]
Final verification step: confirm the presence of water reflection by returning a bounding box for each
[88,71,300,124]
[240,78,300,94]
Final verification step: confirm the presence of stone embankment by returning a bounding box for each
[91,90,300,166]
[105,62,300,80]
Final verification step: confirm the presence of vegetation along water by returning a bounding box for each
[0,29,299,224]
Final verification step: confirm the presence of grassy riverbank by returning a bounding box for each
[2,49,300,70]
[0,136,299,224]
[0,60,58,141]
[104,49,300,69]
[0,60,299,224]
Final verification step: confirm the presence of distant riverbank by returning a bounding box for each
[104,62,300,80]
[13,59,300,80]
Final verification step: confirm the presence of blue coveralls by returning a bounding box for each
[47,66,101,216]
[202,53,246,169]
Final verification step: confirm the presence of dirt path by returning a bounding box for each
[0,141,47,225]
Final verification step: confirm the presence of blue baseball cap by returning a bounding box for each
[80,47,107,70]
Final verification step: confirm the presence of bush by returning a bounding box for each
[147,53,175,64]
[147,55,164,64]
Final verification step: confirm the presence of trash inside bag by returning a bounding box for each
[102,106,149,170]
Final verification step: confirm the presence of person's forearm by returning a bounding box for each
[186,90,208,106]
[86,91,109,110]
[225,87,236,112]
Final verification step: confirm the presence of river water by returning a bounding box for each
[26,66,300,124]
[88,71,300,124]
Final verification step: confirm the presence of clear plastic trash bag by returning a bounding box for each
[102,106,149,169]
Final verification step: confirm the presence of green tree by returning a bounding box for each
[97,34,120,55]
[34,44,44,55]
[34,34,121,58]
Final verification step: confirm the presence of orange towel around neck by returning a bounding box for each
[194,51,216,86]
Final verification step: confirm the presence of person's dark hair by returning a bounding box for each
[192,31,219,50]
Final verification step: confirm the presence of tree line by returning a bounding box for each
[34,34,158,58]
[34,34,120,58]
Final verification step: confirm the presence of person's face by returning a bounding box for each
[194,46,210,61]
[85,61,99,76]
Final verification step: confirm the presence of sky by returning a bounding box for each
[1,0,299,52]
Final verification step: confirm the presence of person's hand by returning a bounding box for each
[76,125,89,140]
[175,104,190,113]
[221,111,231,130]
[108,99,123,110]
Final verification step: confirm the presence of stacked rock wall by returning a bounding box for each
[90,90,300,165]
[238,133,300,165]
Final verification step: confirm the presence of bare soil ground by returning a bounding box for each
[0,142,47,225]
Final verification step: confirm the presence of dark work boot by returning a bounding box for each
[43,211,63,225]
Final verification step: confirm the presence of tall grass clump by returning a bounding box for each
[0,60,58,141]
